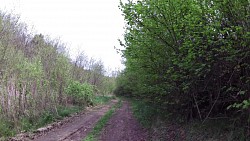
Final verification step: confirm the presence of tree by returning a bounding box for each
[117,0,250,130]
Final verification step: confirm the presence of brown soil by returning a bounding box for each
[9,100,117,141]
[35,100,118,141]
[10,100,149,141]
[98,101,149,141]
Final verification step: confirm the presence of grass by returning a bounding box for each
[0,119,16,139]
[0,105,83,140]
[93,95,116,105]
[129,98,249,141]
[83,99,122,141]
[0,95,115,139]
[183,119,247,141]
[130,99,158,128]
[34,106,83,128]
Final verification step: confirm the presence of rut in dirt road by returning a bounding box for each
[31,100,118,141]
[98,101,149,141]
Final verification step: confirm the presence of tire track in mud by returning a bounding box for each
[32,100,118,141]
[98,101,148,141]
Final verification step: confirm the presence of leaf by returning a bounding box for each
[238,91,246,95]
[226,105,232,110]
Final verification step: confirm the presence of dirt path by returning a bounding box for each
[30,100,118,141]
[12,100,148,141]
[98,101,148,141]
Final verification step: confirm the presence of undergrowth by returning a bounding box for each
[129,98,249,141]
[93,95,115,105]
[34,106,83,128]
[0,96,115,140]
[0,119,15,139]
[83,99,122,141]
[0,106,82,140]
[130,99,158,128]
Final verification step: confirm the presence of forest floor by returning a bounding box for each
[10,100,148,141]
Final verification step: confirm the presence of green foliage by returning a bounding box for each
[65,81,94,106]
[118,0,250,138]
[227,99,250,110]
[57,106,82,118]
[93,96,115,105]
[35,106,82,128]
[0,10,116,138]
[20,118,34,132]
[99,76,116,96]
[4,105,82,136]
[0,119,15,138]
[36,111,56,127]
[131,99,157,128]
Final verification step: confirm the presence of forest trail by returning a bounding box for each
[25,100,118,141]
[15,100,148,141]
[98,101,148,141]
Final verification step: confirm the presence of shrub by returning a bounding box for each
[65,81,94,106]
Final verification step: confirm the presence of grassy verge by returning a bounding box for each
[0,96,116,139]
[83,100,122,141]
[0,105,83,140]
[0,119,16,139]
[130,99,158,128]
[93,95,116,105]
[0,106,83,140]
[34,106,83,128]
[129,98,248,141]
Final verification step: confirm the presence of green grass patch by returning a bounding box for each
[130,99,158,128]
[57,106,83,119]
[34,106,83,128]
[0,105,83,139]
[1,96,116,139]
[93,95,115,105]
[0,119,16,140]
[83,100,122,141]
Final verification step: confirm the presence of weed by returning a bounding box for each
[130,100,157,128]
[0,119,15,139]
[57,106,82,118]
[36,111,55,127]
[0,105,82,139]
[93,96,115,105]
[20,117,34,131]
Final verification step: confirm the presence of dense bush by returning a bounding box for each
[117,0,250,138]
[65,81,94,106]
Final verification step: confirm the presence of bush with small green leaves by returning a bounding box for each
[65,81,94,106]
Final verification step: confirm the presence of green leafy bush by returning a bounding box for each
[65,81,94,106]
[118,0,250,138]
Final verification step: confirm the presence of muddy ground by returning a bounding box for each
[10,100,148,141]
[98,101,148,141]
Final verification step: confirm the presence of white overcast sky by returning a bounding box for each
[0,0,125,71]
